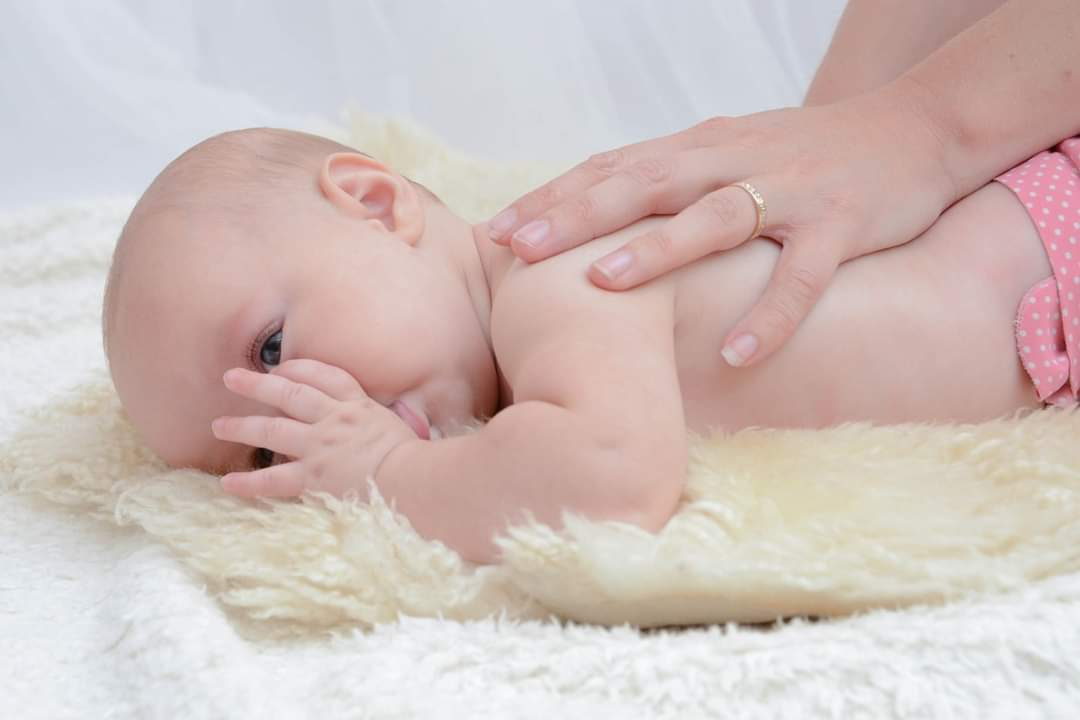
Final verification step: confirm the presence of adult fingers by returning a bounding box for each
[220,461,306,499]
[487,129,700,245]
[719,238,842,368]
[587,180,775,289]
[223,367,334,423]
[269,358,366,403]
[212,414,310,460]
[506,148,740,263]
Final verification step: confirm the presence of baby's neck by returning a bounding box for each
[424,203,517,407]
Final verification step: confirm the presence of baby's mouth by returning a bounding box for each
[390,399,431,440]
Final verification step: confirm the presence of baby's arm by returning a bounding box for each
[376,269,687,564]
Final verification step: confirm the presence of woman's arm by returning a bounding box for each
[803,0,1007,106]
[899,0,1080,201]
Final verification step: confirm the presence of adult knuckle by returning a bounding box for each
[786,264,825,304]
[644,229,676,257]
[692,115,733,142]
[626,157,672,187]
[787,150,818,181]
[761,297,801,337]
[700,191,741,226]
[810,186,858,217]
[568,194,596,224]
[535,183,563,207]
[732,124,772,152]
[585,149,626,176]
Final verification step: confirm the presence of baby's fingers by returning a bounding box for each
[269,358,367,402]
[588,182,765,290]
[487,129,699,247]
[221,462,306,498]
[223,367,334,422]
[212,415,310,459]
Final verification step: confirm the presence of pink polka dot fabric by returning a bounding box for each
[994,136,1080,407]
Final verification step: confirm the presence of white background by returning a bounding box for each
[0,0,845,210]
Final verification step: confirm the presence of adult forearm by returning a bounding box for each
[375,401,678,564]
[804,0,1007,106]
[892,0,1080,202]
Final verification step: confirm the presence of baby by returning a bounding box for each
[104,127,1080,564]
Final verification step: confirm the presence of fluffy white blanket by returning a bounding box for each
[3,113,1080,718]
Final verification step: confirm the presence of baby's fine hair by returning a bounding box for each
[101,127,432,369]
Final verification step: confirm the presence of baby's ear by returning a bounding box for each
[318,153,424,245]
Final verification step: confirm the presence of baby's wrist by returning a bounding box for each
[371,437,428,498]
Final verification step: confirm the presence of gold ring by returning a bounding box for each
[732,181,767,240]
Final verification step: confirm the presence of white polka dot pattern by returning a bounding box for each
[995,137,1080,407]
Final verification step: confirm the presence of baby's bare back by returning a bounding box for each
[672,180,1050,430]
[529,180,1050,432]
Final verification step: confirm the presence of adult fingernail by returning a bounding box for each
[488,208,517,239]
[593,250,633,281]
[513,219,550,248]
[721,333,758,367]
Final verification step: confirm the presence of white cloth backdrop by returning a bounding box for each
[0,0,844,210]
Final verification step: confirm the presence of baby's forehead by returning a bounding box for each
[131,202,261,258]
[115,213,243,314]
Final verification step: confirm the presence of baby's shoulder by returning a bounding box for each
[492,216,672,310]
[489,218,677,371]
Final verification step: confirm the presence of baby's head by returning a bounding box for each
[104,128,499,473]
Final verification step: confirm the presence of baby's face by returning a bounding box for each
[110,203,496,473]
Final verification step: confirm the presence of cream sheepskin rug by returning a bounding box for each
[4,111,1080,716]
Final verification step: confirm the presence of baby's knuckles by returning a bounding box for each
[278,379,307,410]
[263,416,288,447]
[301,402,413,494]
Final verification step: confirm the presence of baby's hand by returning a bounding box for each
[211,359,417,499]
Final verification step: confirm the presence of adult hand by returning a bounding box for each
[487,79,959,367]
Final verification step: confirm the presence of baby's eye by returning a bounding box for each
[253,447,276,470]
[260,330,282,368]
